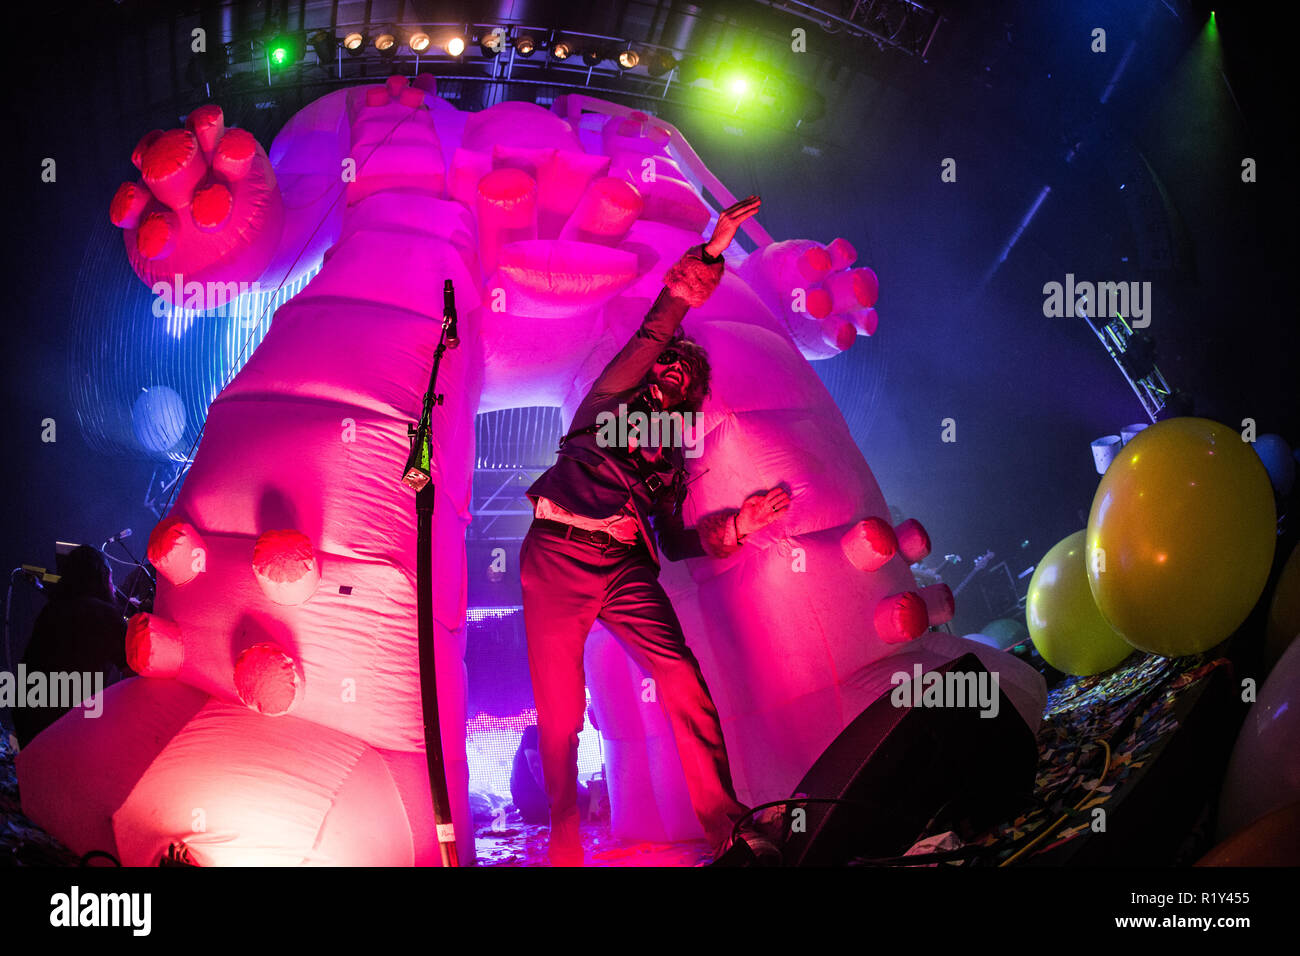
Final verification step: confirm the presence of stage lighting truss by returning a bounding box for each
[754,0,944,59]
[247,21,675,82]
[1079,308,1173,422]
[226,20,797,117]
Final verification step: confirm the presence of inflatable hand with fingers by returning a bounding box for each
[19,77,1037,863]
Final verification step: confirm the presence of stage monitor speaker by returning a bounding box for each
[780,653,1038,866]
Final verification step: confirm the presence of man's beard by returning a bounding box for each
[654,372,687,408]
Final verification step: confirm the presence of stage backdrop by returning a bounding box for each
[18,76,1043,864]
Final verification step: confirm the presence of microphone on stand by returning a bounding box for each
[19,565,61,587]
[443,279,459,349]
[103,529,133,548]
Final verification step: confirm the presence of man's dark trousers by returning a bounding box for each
[521,519,748,862]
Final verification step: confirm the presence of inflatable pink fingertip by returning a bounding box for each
[849,307,879,336]
[234,642,303,716]
[185,104,225,155]
[797,246,833,282]
[192,182,233,232]
[819,316,856,351]
[136,211,178,260]
[806,287,833,319]
[895,518,932,563]
[921,583,955,626]
[853,267,880,307]
[875,591,929,644]
[147,518,207,587]
[841,517,899,572]
[125,613,184,678]
[827,236,857,270]
[109,182,149,229]
[252,529,321,606]
[131,130,164,171]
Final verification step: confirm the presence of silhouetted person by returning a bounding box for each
[511,723,593,825]
[12,545,130,747]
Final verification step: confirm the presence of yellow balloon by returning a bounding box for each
[1027,531,1134,676]
[1087,417,1276,657]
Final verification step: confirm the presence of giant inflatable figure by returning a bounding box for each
[18,75,1045,864]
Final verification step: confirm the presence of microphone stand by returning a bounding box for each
[401,299,461,868]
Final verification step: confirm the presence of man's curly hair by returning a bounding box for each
[651,330,711,413]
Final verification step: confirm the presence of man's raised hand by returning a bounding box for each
[704,195,762,259]
[737,487,791,537]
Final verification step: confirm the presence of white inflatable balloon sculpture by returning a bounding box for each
[18,75,1044,864]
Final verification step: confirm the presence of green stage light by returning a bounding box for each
[267,33,304,69]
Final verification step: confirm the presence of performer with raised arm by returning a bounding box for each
[520,196,790,865]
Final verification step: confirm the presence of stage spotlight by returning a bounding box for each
[583,47,605,66]
[728,74,749,96]
[551,40,573,60]
[480,29,506,56]
[307,30,336,57]
[646,51,676,77]
[408,31,431,54]
[514,34,536,57]
[445,35,466,57]
[267,33,304,69]
[342,32,366,55]
[374,32,397,56]
[617,48,639,69]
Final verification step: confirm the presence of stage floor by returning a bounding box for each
[0,649,1231,867]
[475,822,714,867]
